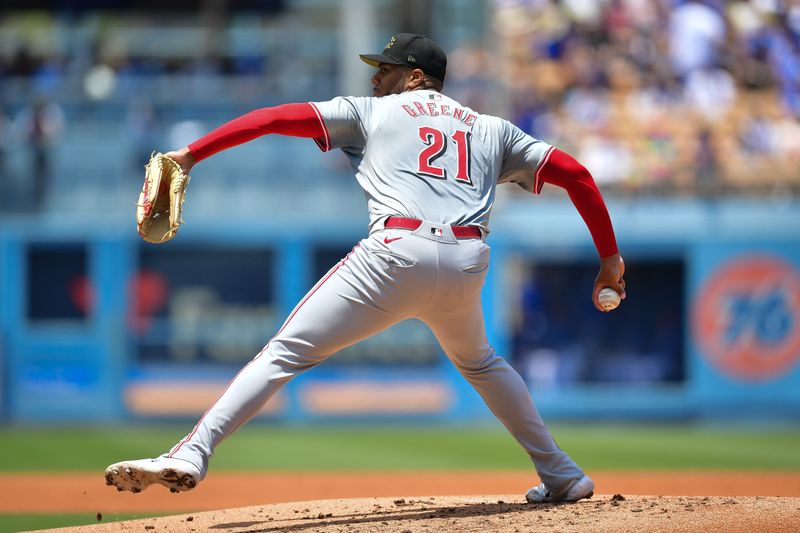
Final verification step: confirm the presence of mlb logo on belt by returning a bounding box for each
[431,227,443,237]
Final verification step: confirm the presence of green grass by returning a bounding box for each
[1,424,798,531]
[0,513,164,533]
[0,423,798,472]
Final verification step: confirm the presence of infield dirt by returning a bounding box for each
[7,471,800,532]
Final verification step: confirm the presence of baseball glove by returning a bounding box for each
[136,152,191,244]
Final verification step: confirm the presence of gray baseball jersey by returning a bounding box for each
[311,90,554,232]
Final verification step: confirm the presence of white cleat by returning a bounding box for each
[526,474,595,504]
[105,457,203,494]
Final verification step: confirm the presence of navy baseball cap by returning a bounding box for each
[360,33,447,82]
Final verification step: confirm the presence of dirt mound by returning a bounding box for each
[42,494,800,533]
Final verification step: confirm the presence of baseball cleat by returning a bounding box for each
[525,474,594,504]
[104,457,202,494]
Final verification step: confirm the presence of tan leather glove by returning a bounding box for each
[136,152,191,244]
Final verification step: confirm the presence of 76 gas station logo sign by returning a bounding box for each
[693,256,800,381]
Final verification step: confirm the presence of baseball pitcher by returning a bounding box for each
[107,33,626,504]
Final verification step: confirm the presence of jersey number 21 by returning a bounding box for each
[417,126,473,186]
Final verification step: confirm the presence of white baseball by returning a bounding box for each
[598,287,621,311]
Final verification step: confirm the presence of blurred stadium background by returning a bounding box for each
[0,0,799,439]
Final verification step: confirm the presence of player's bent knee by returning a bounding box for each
[450,350,505,375]
[263,339,330,369]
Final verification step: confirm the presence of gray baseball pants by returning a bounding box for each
[167,220,585,493]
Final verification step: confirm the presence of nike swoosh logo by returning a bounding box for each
[384,236,403,244]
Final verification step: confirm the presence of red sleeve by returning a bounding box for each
[187,102,325,162]
[537,148,619,258]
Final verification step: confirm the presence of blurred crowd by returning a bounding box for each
[0,10,338,212]
[481,0,800,195]
[1,0,799,211]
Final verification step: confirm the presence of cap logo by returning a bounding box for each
[384,36,396,51]
[407,54,416,63]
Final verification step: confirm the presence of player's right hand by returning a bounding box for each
[592,253,626,312]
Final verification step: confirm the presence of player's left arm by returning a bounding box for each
[163,103,326,174]
[537,148,626,311]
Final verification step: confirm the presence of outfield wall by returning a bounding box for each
[1,198,799,422]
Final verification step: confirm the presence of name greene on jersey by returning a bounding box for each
[401,101,478,127]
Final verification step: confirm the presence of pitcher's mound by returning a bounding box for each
[49,494,800,532]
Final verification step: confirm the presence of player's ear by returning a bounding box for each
[407,68,426,89]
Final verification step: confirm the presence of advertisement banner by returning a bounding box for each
[689,241,800,415]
